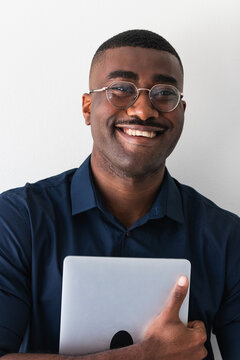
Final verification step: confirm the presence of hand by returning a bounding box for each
[143,276,207,360]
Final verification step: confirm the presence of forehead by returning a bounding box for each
[90,46,183,90]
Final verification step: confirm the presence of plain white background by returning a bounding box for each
[1,0,240,358]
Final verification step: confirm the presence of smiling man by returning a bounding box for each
[83,44,185,229]
[0,30,240,360]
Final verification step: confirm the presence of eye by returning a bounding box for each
[152,86,178,100]
[159,90,175,96]
[112,86,126,92]
[109,83,135,96]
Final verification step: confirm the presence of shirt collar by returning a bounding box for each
[71,156,97,215]
[147,169,184,224]
[71,156,184,224]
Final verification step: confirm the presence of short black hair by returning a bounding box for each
[91,29,183,73]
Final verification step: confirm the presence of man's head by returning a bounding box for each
[90,29,184,86]
[83,30,186,180]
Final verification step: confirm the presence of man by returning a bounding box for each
[0,29,239,359]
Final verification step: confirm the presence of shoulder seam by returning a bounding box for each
[177,182,239,221]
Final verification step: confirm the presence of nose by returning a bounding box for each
[126,90,159,120]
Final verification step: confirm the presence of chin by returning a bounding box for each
[111,156,165,180]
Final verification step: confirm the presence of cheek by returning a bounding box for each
[169,111,185,148]
[89,103,115,144]
[170,106,185,132]
[90,96,116,123]
[90,97,126,139]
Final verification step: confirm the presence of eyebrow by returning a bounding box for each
[153,74,178,85]
[107,70,138,81]
[107,70,178,86]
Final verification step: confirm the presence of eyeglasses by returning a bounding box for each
[89,81,184,113]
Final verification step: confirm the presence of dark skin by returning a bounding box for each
[3,277,208,359]
[2,47,207,359]
[82,47,186,228]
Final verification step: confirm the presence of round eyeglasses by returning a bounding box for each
[89,81,184,113]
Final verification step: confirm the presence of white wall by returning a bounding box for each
[1,0,240,358]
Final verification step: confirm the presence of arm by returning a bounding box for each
[2,276,207,360]
[0,194,31,356]
[213,217,240,358]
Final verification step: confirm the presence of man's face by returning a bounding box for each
[83,46,186,179]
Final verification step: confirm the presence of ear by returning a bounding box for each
[82,93,92,125]
[182,100,186,112]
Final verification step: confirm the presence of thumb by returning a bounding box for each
[162,275,189,321]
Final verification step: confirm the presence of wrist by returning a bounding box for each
[140,337,161,360]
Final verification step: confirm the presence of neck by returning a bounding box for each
[90,154,165,229]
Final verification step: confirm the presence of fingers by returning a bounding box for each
[188,320,207,341]
[188,320,206,331]
[162,275,189,321]
[188,320,208,359]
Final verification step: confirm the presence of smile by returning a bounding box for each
[123,128,157,138]
[115,124,168,140]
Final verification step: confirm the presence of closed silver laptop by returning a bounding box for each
[59,256,191,356]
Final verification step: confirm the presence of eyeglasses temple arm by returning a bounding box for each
[89,87,107,94]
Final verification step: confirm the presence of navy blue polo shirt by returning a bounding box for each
[0,156,240,359]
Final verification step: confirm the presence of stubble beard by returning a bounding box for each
[94,145,166,182]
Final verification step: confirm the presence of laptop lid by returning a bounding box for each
[59,256,191,356]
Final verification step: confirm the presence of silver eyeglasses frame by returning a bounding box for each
[89,81,184,113]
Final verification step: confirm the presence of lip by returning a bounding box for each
[115,124,168,133]
[115,125,167,146]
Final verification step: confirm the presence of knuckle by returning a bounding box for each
[199,324,207,343]
[200,346,208,359]
[193,321,207,344]
[201,332,207,344]
[193,332,207,347]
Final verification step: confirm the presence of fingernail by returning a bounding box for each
[178,276,187,286]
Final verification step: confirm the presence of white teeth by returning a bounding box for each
[123,128,157,138]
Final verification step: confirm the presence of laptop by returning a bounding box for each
[59,256,191,356]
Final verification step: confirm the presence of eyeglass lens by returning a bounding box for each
[106,81,180,112]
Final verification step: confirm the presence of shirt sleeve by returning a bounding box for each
[212,216,240,358]
[0,193,31,356]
